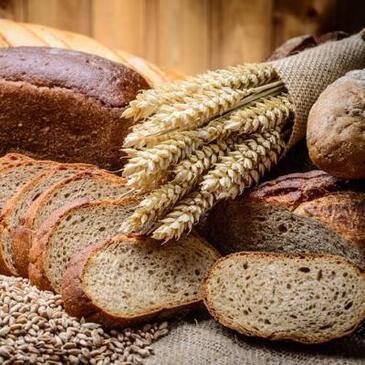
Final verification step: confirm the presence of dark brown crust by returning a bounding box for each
[0,47,148,108]
[202,251,365,344]
[268,35,317,61]
[28,198,138,291]
[0,162,96,277]
[248,170,349,210]
[294,191,365,244]
[0,47,149,170]
[19,171,127,279]
[62,234,219,328]
[307,71,365,179]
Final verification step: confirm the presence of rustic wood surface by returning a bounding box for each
[0,0,363,74]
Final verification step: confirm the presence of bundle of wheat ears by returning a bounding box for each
[121,63,295,241]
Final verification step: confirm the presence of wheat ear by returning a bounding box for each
[152,130,285,241]
[201,130,285,198]
[122,137,239,234]
[123,63,277,120]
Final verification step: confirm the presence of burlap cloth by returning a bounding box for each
[148,30,365,365]
[272,28,365,149]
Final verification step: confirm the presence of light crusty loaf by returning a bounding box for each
[203,252,365,344]
[62,234,220,328]
[29,198,139,292]
[0,163,95,277]
[307,70,365,179]
[0,18,168,86]
[16,171,129,276]
[203,170,365,268]
[0,46,149,170]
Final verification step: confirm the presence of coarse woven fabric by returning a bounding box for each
[271,28,365,149]
[148,317,365,365]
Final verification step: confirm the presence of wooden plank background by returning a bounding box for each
[0,0,364,74]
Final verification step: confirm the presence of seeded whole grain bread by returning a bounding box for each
[62,234,220,328]
[0,163,96,277]
[307,70,365,179]
[29,198,140,292]
[202,252,365,344]
[0,47,149,170]
[16,171,129,276]
[203,170,365,268]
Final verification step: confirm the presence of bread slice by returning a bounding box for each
[0,163,95,277]
[62,234,220,327]
[203,252,365,344]
[0,159,57,209]
[16,171,129,277]
[29,198,139,292]
[203,171,365,268]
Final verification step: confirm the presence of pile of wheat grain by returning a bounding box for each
[0,275,168,365]
[121,63,294,241]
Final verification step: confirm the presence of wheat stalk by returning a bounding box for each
[123,63,277,120]
[151,130,285,241]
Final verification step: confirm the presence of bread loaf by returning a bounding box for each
[0,46,149,170]
[307,70,365,179]
[203,170,365,268]
[62,234,220,328]
[203,252,365,344]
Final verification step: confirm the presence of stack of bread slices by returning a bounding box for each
[0,152,220,328]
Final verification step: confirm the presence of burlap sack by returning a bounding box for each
[148,318,365,365]
[271,28,365,149]
[147,30,365,365]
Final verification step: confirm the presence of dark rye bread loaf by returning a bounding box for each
[0,47,149,169]
[203,170,365,268]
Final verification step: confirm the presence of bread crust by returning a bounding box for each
[307,70,365,179]
[202,251,365,344]
[0,163,96,277]
[62,234,219,328]
[28,198,138,291]
[19,171,127,278]
[0,47,149,170]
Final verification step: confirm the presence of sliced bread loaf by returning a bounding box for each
[0,153,33,166]
[29,198,139,292]
[203,171,365,268]
[203,252,365,344]
[0,163,95,277]
[16,171,129,277]
[62,234,220,327]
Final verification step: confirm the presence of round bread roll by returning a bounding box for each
[307,70,365,179]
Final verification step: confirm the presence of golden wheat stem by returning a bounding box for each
[122,63,277,120]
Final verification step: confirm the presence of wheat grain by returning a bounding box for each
[151,191,215,242]
[0,275,168,365]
